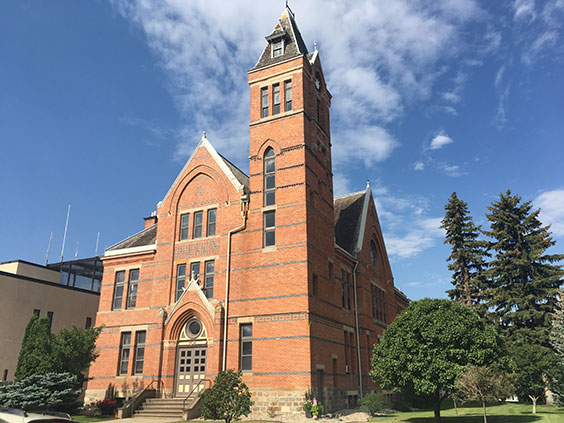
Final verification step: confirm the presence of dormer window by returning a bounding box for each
[272,39,283,57]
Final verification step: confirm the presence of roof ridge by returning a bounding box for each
[106,224,156,251]
[334,190,366,200]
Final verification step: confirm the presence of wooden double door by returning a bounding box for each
[175,346,207,396]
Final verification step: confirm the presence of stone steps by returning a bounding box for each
[134,396,198,419]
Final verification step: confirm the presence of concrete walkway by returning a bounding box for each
[93,418,183,423]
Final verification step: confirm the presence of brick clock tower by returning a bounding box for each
[85,6,408,415]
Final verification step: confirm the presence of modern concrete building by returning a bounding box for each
[0,258,101,381]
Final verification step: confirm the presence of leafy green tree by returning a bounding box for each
[455,365,515,423]
[484,190,563,346]
[15,316,53,380]
[15,316,101,383]
[511,343,557,413]
[360,392,388,415]
[550,289,564,404]
[200,370,253,423]
[52,326,102,384]
[441,192,489,308]
[370,299,505,423]
[0,372,81,411]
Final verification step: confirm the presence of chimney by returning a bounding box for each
[144,211,157,229]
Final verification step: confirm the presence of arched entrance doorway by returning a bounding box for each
[175,316,208,396]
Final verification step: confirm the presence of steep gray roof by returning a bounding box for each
[219,154,249,191]
[251,8,309,71]
[107,224,157,252]
[334,191,366,255]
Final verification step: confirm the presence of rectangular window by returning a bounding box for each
[285,80,292,111]
[176,264,186,301]
[180,213,190,240]
[332,358,337,387]
[371,284,386,322]
[134,331,146,375]
[204,260,214,299]
[347,272,352,310]
[261,87,268,118]
[193,211,203,238]
[273,83,280,114]
[190,262,201,282]
[85,317,92,329]
[328,262,333,283]
[2,369,7,382]
[33,309,40,318]
[344,331,349,371]
[113,270,126,310]
[118,332,131,375]
[264,211,275,247]
[341,270,346,309]
[207,209,217,236]
[126,269,139,309]
[312,273,318,296]
[316,98,321,123]
[240,324,252,371]
[273,40,283,57]
[47,311,53,331]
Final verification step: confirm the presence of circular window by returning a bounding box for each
[187,319,202,338]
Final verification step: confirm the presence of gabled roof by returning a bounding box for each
[106,224,157,252]
[251,7,309,71]
[334,191,366,255]
[160,133,248,206]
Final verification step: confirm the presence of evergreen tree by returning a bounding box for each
[15,316,54,380]
[441,192,488,308]
[484,190,564,346]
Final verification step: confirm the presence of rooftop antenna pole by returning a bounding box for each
[45,232,53,265]
[75,241,79,258]
[95,232,100,257]
[60,204,70,263]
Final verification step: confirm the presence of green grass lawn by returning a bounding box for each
[72,415,116,423]
[369,403,564,423]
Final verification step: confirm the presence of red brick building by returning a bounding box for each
[85,7,408,413]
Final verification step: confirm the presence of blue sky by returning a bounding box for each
[1,0,563,301]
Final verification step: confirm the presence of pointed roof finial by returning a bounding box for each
[314,42,318,51]
[202,131,207,139]
[366,179,370,190]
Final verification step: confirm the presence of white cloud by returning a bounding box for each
[522,30,559,65]
[414,161,425,171]
[429,132,454,150]
[534,189,564,237]
[513,0,537,23]
[495,84,511,129]
[385,217,444,259]
[494,65,505,89]
[441,163,464,177]
[332,125,399,168]
[332,172,353,197]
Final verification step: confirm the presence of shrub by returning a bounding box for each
[200,370,253,423]
[97,398,117,416]
[361,392,388,415]
[0,372,81,412]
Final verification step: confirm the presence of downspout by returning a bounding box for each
[222,193,249,371]
[352,260,363,398]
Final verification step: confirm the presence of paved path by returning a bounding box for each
[94,418,182,423]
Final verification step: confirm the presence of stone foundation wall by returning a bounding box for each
[250,387,307,413]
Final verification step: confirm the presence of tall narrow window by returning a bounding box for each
[180,213,190,240]
[113,270,126,310]
[33,309,40,318]
[204,260,214,299]
[346,272,352,310]
[190,262,201,283]
[285,80,292,111]
[207,209,217,236]
[3,370,7,382]
[328,262,333,283]
[261,87,268,118]
[193,211,203,238]
[272,39,283,57]
[370,240,378,268]
[344,331,349,372]
[316,98,321,123]
[273,83,280,114]
[341,269,346,309]
[85,317,92,329]
[126,269,139,309]
[134,331,146,375]
[176,264,186,301]
[312,273,318,296]
[47,311,54,331]
[264,148,275,206]
[118,332,131,375]
[240,324,252,371]
[264,211,275,247]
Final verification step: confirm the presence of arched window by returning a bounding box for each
[264,147,276,206]
[370,240,378,268]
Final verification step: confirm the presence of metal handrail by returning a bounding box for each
[182,378,212,409]
[122,378,165,409]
